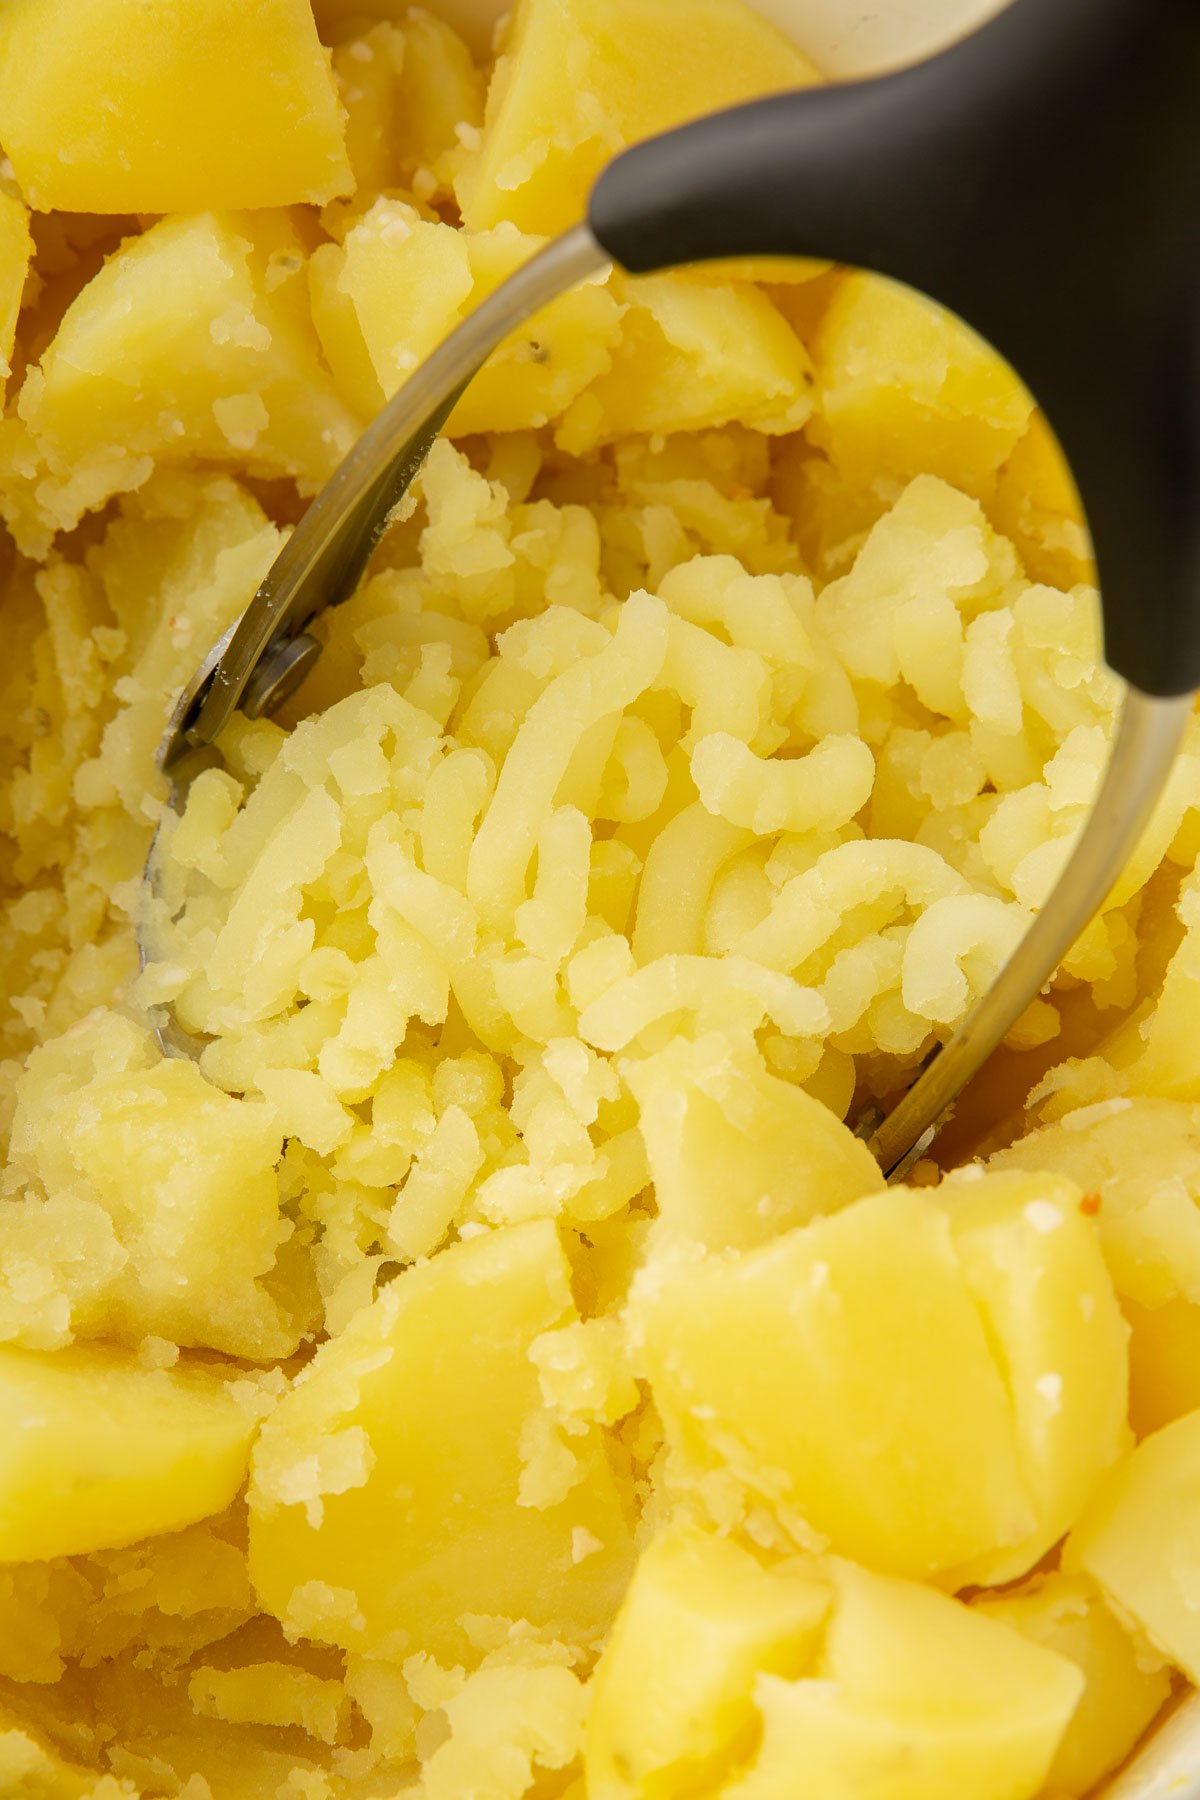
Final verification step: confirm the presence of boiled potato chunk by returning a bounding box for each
[990,1096,1200,1312]
[461,0,820,235]
[625,1032,882,1251]
[9,1013,299,1359]
[722,1561,1082,1800]
[636,1188,1034,1577]
[0,0,351,213]
[331,24,410,196]
[0,1710,125,1799]
[392,9,486,197]
[812,272,1034,502]
[309,201,622,431]
[974,1572,1171,1797]
[991,409,1092,592]
[19,211,359,537]
[936,1168,1129,1586]
[1067,1409,1200,1683]
[0,1344,256,1561]
[248,1220,635,1661]
[0,190,32,402]
[557,275,815,451]
[586,1524,829,1800]
[1125,1295,1200,1437]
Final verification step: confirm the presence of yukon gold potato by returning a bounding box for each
[0,1344,255,1561]
[586,1525,829,1800]
[992,410,1093,591]
[248,1221,634,1661]
[461,0,820,235]
[310,201,623,430]
[0,1711,132,1798]
[7,1014,301,1358]
[0,190,32,403]
[16,210,359,542]
[722,1561,1083,1800]
[635,1188,1034,1577]
[0,0,351,213]
[328,8,484,199]
[557,275,815,450]
[1125,1294,1200,1436]
[812,272,1034,503]
[625,1031,882,1251]
[936,1168,1129,1585]
[990,1096,1200,1313]
[974,1572,1171,1797]
[1067,1409,1200,1683]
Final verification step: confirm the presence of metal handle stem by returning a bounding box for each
[166,224,609,771]
[867,685,1194,1178]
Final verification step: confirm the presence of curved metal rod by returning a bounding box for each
[867,684,1194,1178]
[165,224,609,772]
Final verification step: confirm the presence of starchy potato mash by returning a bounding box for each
[2,0,1200,1795]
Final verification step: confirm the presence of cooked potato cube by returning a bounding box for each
[812,272,1034,502]
[1067,1409,1200,1683]
[0,1344,256,1561]
[974,1571,1171,1797]
[309,201,622,430]
[0,190,32,403]
[10,1015,299,1359]
[722,1561,1082,1800]
[636,1188,1034,1578]
[991,410,1093,591]
[461,0,820,235]
[626,1032,882,1251]
[936,1168,1129,1585]
[18,211,359,536]
[248,1220,635,1661]
[1126,1295,1200,1437]
[0,0,351,212]
[586,1524,828,1800]
[989,1096,1200,1315]
[557,275,815,451]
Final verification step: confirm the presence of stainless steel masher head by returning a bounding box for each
[147,0,1200,1190]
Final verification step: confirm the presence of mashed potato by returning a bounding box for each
[1,1,1199,1796]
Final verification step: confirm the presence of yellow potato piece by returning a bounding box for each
[310,202,623,431]
[0,0,351,213]
[991,409,1093,592]
[0,1344,256,1562]
[990,1095,1200,1313]
[936,1168,1129,1586]
[637,1188,1035,1578]
[10,1022,298,1359]
[0,1709,126,1799]
[625,1031,882,1251]
[19,211,359,536]
[812,271,1034,503]
[461,0,820,235]
[1067,1409,1200,1683]
[248,1220,635,1661]
[974,1571,1171,1797]
[0,189,32,402]
[556,274,815,451]
[1126,1294,1200,1437]
[586,1524,828,1800]
[721,1561,1082,1800]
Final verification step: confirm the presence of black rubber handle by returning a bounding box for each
[588,0,1200,698]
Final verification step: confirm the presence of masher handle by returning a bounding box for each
[589,0,1200,697]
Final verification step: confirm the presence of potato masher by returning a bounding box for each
[149,0,1200,1198]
